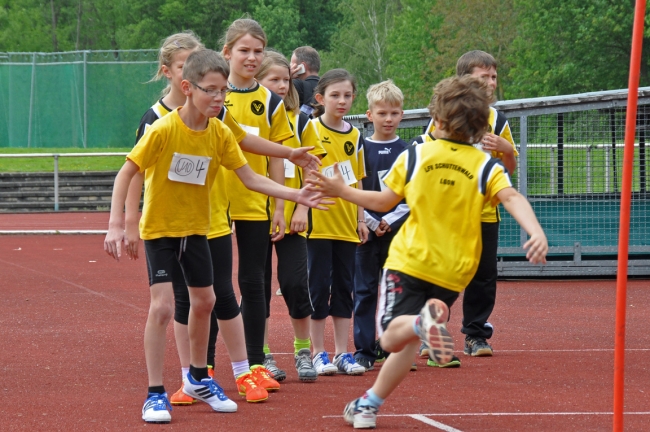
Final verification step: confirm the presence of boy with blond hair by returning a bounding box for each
[353,80,410,371]
[307,75,547,429]
[103,49,326,424]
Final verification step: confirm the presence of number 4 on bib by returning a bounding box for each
[321,160,357,186]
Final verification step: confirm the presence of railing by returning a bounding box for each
[0,153,125,210]
[347,87,650,277]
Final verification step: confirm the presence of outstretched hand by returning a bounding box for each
[296,186,334,211]
[305,163,347,198]
[289,147,321,172]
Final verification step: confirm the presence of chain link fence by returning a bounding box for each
[0,50,162,148]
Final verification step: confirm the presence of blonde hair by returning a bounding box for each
[428,75,490,144]
[256,50,299,113]
[152,31,204,97]
[366,79,404,109]
[312,69,357,118]
[220,17,267,56]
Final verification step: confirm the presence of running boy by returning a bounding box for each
[417,50,517,362]
[104,49,326,424]
[306,75,547,429]
[353,80,409,371]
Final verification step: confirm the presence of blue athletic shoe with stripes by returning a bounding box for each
[183,373,237,413]
[142,392,172,424]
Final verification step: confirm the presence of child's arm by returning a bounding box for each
[234,164,331,210]
[269,157,286,242]
[495,187,547,264]
[357,180,369,244]
[104,160,140,261]
[239,134,321,171]
[123,172,144,260]
[482,133,516,174]
[306,164,402,213]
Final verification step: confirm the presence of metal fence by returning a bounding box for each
[347,88,650,277]
[0,50,162,148]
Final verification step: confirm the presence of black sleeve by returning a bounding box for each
[293,79,306,106]
[135,109,160,145]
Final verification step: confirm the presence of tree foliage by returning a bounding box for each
[2,0,650,110]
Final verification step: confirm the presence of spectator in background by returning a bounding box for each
[290,46,321,116]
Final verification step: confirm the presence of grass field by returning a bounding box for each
[0,147,130,172]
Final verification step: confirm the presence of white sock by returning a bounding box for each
[232,360,250,379]
[181,367,190,381]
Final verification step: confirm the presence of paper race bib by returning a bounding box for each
[168,153,211,185]
[322,160,357,186]
[284,159,296,178]
[240,125,260,136]
[377,169,388,191]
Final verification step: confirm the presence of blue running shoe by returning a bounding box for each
[183,373,237,413]
[334,353,365,375]
[343,397,378,429]
[142,392,172,424]
[312,351,338,376]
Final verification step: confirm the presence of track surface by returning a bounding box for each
[1,213,649,431]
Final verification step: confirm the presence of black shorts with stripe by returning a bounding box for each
[378,269,459,332]
[144,235,213,288]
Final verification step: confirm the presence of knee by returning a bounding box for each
[149,298,174,325]
[191,290,216,316]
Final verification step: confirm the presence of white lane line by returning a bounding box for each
[275,349,650,356]
[410,414,463,431]
[323,412,650,418]
[0,258,146,312]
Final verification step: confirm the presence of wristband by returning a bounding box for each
[358,220,366,223]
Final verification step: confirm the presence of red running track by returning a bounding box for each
[0,213,649,431]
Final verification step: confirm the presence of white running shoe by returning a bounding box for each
[312,351,338,376]
[333,353,366,375]
[142,392,172,423]
[183,373,237,413]
[417,299,454,365]
[343,397,378,429]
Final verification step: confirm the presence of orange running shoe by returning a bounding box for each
[250,365,280,392]
[236,372,269,403]
[170,381,196,405]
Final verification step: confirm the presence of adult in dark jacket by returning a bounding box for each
[290,46,320,116]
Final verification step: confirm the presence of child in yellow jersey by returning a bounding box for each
[307,69,368,376]
[415,51,518,365]
[306,75,547,429]
[124,36,320,409]
[255,51,326,382]
[220,18,294,384]
[104,50,326,424]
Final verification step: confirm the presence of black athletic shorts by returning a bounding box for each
[144,235,213,288]
[378,269,459,331]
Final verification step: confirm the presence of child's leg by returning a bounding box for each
[234,220,270,367]
[208,234,248,364]
[306,239,333,354]
[144,282,175,387]
[353,238,381,363]
[274,234,313,342]
[330,240,357,355]
[263,240,273,351]
[462,221,498,355]
[371,337,419,398]
[171,263,191,370]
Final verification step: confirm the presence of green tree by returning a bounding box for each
[254,0,306,55]
[509,0,650,98]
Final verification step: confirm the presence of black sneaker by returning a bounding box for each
[354,356,374,371]
[374,340,388,364]
[464,336,493,357]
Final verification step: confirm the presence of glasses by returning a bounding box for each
[191,82,230,98]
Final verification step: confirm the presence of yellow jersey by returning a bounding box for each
[383,139,513,292]
[128,107,247,240]
[423,107,517,222]
[222,83,294,221]
[307,118,366,242]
